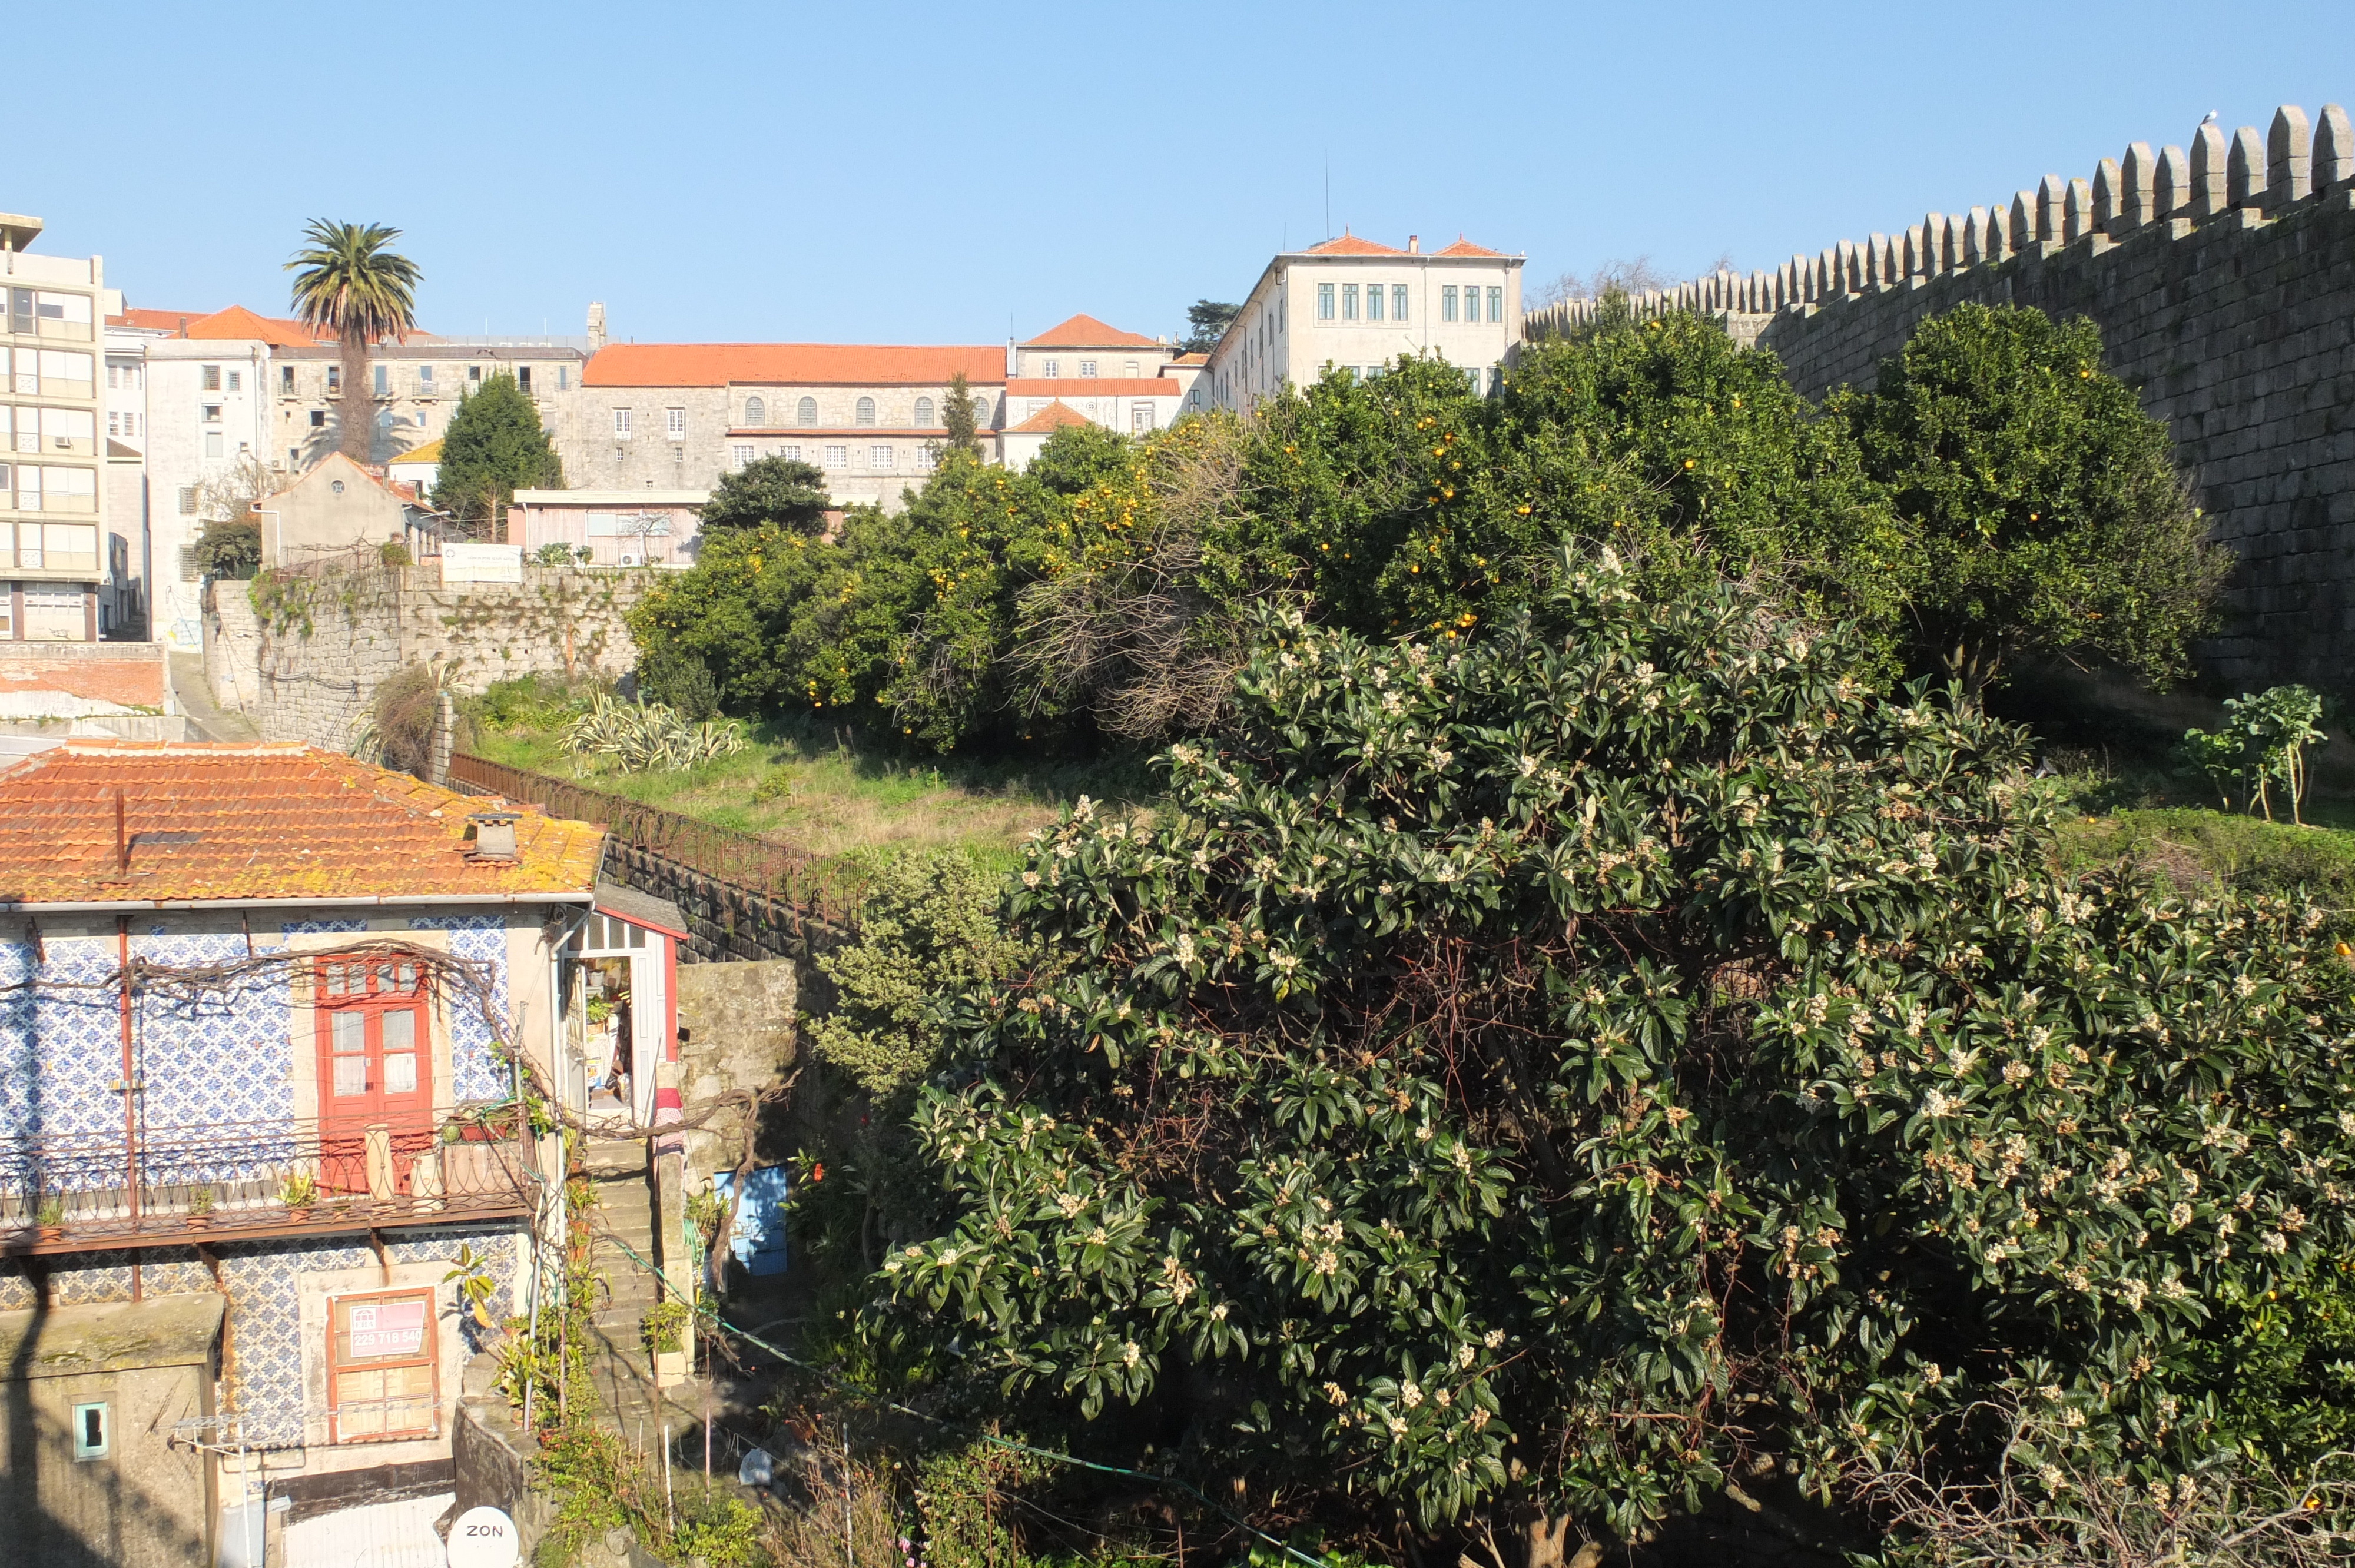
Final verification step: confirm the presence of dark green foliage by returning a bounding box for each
[635,642,721,720]
[628,432,1132,750]
[808,848,1026,1096]
[194,518,261,580]
[1182,299,1240,355]
[943,370,981,455]
[431,371,564,533]
[860,557,2355,1542]
[1846,303,2230,690]
[698,455,831,534]
[1244,325,1906,659]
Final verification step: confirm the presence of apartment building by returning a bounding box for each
[2,215,122,641]
[1196,232,1525,414]
[556,341,1009,510]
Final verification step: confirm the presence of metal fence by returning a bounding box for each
[0,1114,534,1251]
[448,753,864,925]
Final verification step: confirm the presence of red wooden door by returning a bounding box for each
[315,958,433,1195]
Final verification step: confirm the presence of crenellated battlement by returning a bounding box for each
[1520,101,2355,696]
[1524,103,2355,346]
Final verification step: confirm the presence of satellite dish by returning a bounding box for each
[447,1505,520,1567]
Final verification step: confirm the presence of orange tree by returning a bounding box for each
[858,553,2355,1551]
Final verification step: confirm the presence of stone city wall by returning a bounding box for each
[1525,102,2355,692]
[205,562,656,754]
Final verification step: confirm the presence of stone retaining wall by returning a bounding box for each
[204,564,657,753]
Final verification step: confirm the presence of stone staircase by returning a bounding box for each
[579,1137,706,1455]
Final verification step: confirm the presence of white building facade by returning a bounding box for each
[3,215,122,641]
[1195,233,1524,416]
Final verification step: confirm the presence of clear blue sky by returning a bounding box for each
[19,2,2355,346]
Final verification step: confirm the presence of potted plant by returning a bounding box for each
[184,1187,217,1231]
[279,1172,316,1222]
[35,1194,64,1241]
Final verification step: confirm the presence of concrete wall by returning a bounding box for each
[0,1294,221,1568]
[205,563,655,754]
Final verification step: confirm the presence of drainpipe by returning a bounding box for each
[249,506,283,567]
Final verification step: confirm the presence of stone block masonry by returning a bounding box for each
[205,563,659,755]
[1525,102,2355,694]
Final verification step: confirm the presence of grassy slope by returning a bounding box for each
[462,679,1153,876]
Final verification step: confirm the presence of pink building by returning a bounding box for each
[510,489,706,567]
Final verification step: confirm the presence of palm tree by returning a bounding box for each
[286,220,422,463]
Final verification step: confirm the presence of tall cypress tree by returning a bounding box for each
[431,371,565,537]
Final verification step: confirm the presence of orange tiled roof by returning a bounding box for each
[109,307,217,332]
[1005,378,1180,398]
[584,344,1007,388]
[178,305,333,347]
[1434,235,1505,257]
[1007,400,1094,434]
[1302,234,1409,257]
[0,742,603,907]
[1172,352,1208,366]
[1023,313,1159,348]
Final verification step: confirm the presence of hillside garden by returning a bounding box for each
[462,304,2355,1567]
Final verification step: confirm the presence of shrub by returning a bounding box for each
[531,542,578,566]
[860,553,2355,1550]
[636,643,721,721]
[1846,303,2230,691]
[698,454,831,533]
[561,691,745,772]
[808,849,1025,1097]
[379,539,412,567]
[370,663,439,778]
[194,518,261,580]
[2175,685,2327,822]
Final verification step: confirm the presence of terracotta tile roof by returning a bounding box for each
[1022,313,1159,347]
[108,307,215,331]
[178,305,334,347]
[1007,400,1094,434]
[1005,378,1180,397]
[0,742,604,908]
[1434,235,1505,257]
[583,344,1007,388]
[1172,352,1208,366]
[1302,233,1409,257]
[0,653,167,711]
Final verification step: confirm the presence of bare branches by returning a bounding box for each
[1851,1407,2355,1567]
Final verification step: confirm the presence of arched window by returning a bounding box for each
[744,396,765,427]
[797,397,818,427]
[855,397,876,427]
[913,396,935,427]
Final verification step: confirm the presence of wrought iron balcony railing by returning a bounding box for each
[0,1112,538,1254]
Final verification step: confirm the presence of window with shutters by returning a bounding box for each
[177,486,198,515]
[201,365,221,391]
[743,396,765,427]
[326,1288,438,1443]
[854,397,875,427]
[913,397,934,427]
[797,397,818,427]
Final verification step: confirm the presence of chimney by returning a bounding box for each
[464,808,522,862]
[1408,235,1419,254]
[178,315,189,338]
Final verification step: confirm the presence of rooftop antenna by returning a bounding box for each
[1324,151,1331,241]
